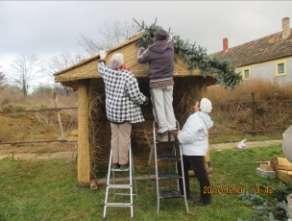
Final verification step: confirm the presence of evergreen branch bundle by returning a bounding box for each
[134,21,242,88]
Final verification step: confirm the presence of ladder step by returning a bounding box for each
[111,168,129,172]
[158,174,181,180]
[160,190,184,199]
[156,140,176,144]
[157,155,177,161]
[114,193,136,196]
[105,203,133,208]
[155,134,176,143]
[108,184,132,189]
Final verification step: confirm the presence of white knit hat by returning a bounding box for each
[200,97,212,113]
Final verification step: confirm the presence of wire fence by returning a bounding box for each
[211,93,292,138]
[0,93,77,146]
[1,92,292,146]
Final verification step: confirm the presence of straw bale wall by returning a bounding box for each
[88,76,211,176]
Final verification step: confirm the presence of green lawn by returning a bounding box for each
[0,146,286,221]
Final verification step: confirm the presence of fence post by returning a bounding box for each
[53,91,65,140]
[251,92,256,135]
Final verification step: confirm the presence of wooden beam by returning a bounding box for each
[77,81,91,186]
[277,170,292,184]
[0,139,76,145]
[0,107,77,114]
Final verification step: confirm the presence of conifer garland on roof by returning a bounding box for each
[135,20,242,88]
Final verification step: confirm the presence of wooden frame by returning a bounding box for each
[54,34,217,186]
[77,81,91,185]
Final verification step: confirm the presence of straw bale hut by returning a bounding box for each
[54,33,217,186]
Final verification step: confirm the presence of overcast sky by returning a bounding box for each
[1,1,292,87]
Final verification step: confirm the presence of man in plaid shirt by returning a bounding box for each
[98,51,147,170]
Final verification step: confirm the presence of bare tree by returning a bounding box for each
[79,20,139,55]
[47,53,84,76]
[46,53,83,96]
[10,55,40,97]
[0,66,5,88]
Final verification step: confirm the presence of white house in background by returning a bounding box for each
[212,17,292,85]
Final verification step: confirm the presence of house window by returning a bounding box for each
[243,69,250,80]
[277,63,285,74]
[275,60,287,76]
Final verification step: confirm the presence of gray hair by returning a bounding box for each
[109,53,124,70]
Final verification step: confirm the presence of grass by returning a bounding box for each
[210,131,281,144]
[0,145,286,221]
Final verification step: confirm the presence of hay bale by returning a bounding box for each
[88,76,208,176]
[271,157,292,171]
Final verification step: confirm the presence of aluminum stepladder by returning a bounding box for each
[152,121,189,214]
[102,145,134,219]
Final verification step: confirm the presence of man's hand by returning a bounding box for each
[99,50,107,60]
[137,47,145,57]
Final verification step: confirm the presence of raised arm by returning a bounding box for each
[97,60,108,78]
[137,47,151,64]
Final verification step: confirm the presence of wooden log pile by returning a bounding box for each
[271,157,292,184]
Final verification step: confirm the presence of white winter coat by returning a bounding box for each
[177,112,214,156]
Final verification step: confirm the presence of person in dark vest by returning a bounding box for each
[137,28,177,134]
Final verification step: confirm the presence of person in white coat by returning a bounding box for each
[176,98,214,205]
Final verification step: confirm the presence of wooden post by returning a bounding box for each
[251,92,256,135]
[52,91,65,140]
[77,82,91,186]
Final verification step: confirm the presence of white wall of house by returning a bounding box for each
[235,56,292,85]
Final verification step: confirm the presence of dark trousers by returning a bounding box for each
[179,155,211,203]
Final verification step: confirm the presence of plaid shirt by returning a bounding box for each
[98,61,146,124]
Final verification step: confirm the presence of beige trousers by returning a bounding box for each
[110,122,132,165]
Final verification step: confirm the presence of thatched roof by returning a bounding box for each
[212,28,292,67]
[54,32,215,84]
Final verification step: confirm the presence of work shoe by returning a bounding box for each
[197,198,212,206]
[119,164,129,171]
[157,127,168,134]
[111,163,119,170]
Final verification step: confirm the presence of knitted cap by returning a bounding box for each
[200,98,212,113]
[154,28,169,41]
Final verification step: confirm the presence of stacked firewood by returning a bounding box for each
[271,157,292,184]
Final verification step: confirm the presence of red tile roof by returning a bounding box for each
[212,29,292,67]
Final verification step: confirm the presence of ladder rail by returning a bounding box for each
[152,120,189,214]
[102,145,135,219]
[178,142,190,213]
[102,148,113,218]
[175,121,189,213]
[129,146,134,218]
[153,121,161,214]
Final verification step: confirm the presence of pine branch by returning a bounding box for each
[135,20,242,88]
